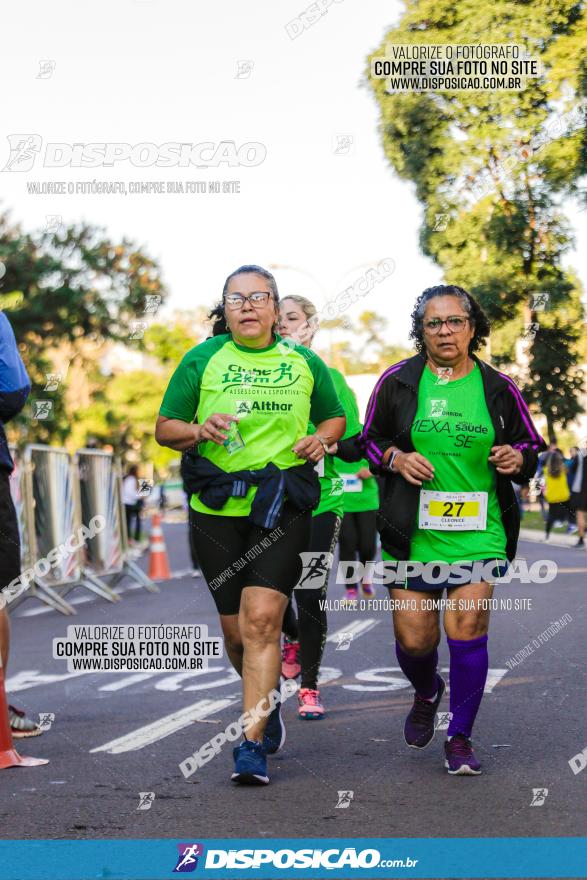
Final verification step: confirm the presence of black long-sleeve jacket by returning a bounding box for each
[338,353,546,562]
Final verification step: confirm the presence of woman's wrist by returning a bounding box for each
[389,450,403,473]
[383,446,401,470]
[315,434,330,453]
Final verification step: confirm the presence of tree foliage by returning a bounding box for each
[367,0,587,439]
[0,209,167,448]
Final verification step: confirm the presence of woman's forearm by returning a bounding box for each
[155,416,200,451]
[315,416,346,446]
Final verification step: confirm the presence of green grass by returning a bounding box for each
[521,509,573,534]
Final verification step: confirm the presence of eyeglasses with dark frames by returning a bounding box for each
[423,315,470,334]
[224,291,272,310]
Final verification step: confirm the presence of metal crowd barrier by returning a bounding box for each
[7,445,157,616]
[76,449,157,596]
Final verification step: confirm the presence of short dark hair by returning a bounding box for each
[409,284,490,354]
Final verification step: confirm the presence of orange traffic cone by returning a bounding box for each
[0,656,48,770]
[148,511,171,580]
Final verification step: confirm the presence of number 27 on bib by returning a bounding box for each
[418,490,488,531]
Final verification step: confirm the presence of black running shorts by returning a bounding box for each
[190,502,312,616]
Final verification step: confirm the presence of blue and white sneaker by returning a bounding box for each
[231,740,269,785]
[263,701,286,754]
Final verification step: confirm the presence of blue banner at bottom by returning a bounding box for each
[1,838,586,879]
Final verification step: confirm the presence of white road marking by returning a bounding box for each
[343,666,509,693]
[483,668,508,693]
[5,669,93,692]
[90,696,240,754]
[317,666,343,685]
[326,618,380,643]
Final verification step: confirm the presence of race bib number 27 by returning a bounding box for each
[418,490,488,531]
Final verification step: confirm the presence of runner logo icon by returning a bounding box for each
[295,551,333,590]
[429,399,447,417]
[2,134,42,171]
[173,843,204,872]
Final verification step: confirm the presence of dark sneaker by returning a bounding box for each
[263,701,286,754]
[444,734,482,775]
[231,740,269,785]
[576,537,585,548]
[403,674,446,749]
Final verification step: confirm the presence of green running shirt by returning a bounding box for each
[383,362,506,563]
[159,334,344,517]
[336,455,380,514]
[311,367,362,517]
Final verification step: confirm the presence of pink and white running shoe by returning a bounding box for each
[281,638,301,679]
[297,688,325,720]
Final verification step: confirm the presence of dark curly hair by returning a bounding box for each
[207,303,229,336]
[409,285,491,354]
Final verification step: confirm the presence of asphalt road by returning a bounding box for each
[2,521,587,842]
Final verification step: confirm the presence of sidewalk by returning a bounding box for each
[519,526,584,548]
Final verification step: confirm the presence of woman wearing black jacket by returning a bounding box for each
[337,285,545,775]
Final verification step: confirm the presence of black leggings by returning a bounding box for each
[125,504,142,542]
[187,505,200,569]
[290,510,341,690]
[545,501,571,537]
[338,510,378,589]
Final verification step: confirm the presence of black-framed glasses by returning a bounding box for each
[424,315,470,334]
[224,292,272,310]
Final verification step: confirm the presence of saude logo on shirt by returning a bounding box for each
[414,401,489,451]
[221,362,300,388]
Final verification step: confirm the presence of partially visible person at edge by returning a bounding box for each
[334,435,380,606]
[349,284,545,775]
[122,464,143,545]
[543,450,571,539]
[179,304,229,579]
[568,444,587,548]
[564,447,577,532]
[276,295,362,721]
[0,310,43,738]
[535,441,557,522]
[156,266,345,785]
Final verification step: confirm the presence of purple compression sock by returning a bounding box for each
[395,642,438,699]
[447,634,489,738]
